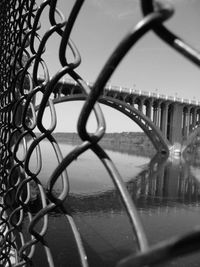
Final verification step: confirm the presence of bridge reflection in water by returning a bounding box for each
[27,145,200,267]
[129,155,200,207]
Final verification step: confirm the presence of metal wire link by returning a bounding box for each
[0,0,199,266]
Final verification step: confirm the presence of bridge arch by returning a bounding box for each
[45,94,170,155]
[38,79,200,154]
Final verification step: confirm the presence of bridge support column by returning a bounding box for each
[153,105,159,127]
[146,103,152,119]
[152,101,162,128]
[138,99,144,113]
[187,107,192,136]
[169,103,183,146]
[145,99,153,120]
[160,103,168,139]
[197,109,200,125]
[182,107,188,137]
[192,108,197,128]
[157,103,161,129]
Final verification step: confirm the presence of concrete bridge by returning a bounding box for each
[45,78,200,155]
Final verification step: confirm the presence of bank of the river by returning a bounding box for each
[52,132,156,157]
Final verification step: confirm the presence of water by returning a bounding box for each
[27,140,200,266]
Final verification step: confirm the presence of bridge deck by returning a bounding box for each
[55,78,200,107]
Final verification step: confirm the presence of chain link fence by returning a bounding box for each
[0,0,200,266]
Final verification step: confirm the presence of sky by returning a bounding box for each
[36,0,200,133]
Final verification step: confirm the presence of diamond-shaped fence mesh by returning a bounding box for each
[0,0,200,266]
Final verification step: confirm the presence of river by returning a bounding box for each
[26,140,200,267]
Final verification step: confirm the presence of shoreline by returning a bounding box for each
[52,132,156,157]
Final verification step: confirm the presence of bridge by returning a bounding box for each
[2,0,200,266]
[48,78,200,155]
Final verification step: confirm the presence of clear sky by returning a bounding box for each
[37,0,200,133]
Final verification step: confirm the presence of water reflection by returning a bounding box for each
[27,142,200,267]
[130,155,200,208]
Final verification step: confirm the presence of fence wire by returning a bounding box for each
[0,0,200,266]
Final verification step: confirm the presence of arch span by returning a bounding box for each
[41,94,170,155]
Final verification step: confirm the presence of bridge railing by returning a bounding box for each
[54,77,200,107]
[0,1,200,267]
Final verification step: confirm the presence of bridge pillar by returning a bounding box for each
[146,102,151,118]
[182,107,188,137]
[153,106,157,125]
[169,103,183,145]
[144,99,153,120]
[197,109,200,125]
[160,102,169,139]
[153,101,163,129]
[153,102,160,127]
[138,98,145,113]
[134,97,144,112]
[192,108,197,128]
[187,107,192,136]
[157,103,161,129]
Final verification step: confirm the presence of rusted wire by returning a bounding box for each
[0,0,199,266]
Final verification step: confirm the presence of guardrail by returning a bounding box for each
[62,78,200,106]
